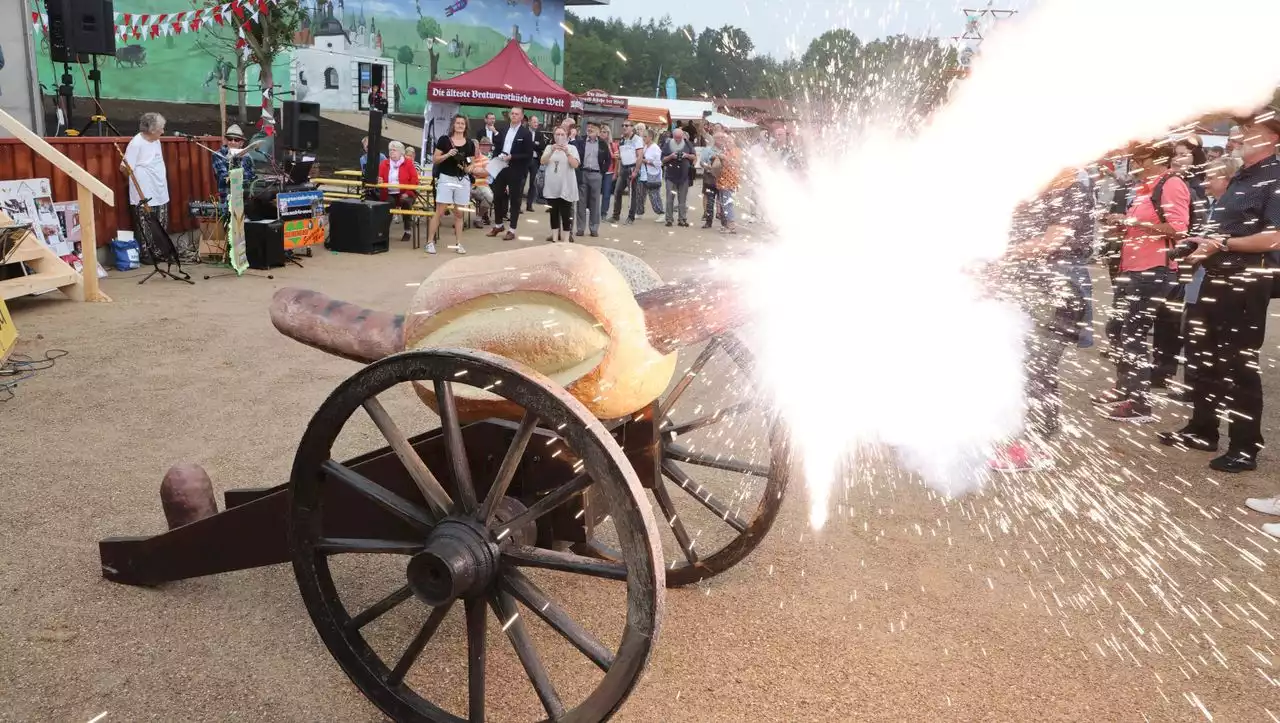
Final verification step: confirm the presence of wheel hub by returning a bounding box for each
[407,517,499,606]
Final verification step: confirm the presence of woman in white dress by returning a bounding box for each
[540,127,580,242]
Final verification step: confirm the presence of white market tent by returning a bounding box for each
[616,96,715,121]
[704,111,758,130]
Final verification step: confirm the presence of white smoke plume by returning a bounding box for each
[742,0,1280,528]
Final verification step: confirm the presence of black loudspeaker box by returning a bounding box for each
[279,100,321,152]
[328,200,390,255]
[46,0,116,62]
[245,220,285,269]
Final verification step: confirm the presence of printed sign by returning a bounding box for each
[276,190,326,250]
[580,89,628,109]
[427,86,583,112]
[0,297,17,367]
[227,168,248,274]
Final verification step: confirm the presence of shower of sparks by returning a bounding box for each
[738,0,1280,523]
[616,50,628,62]
[647,0,1280,716]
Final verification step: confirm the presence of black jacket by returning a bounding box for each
[492,124,534,171]
[529,129,548,168]
[571,136,610,186]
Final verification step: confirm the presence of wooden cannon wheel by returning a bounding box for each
[289,349,665,722]
[582,334,793,587]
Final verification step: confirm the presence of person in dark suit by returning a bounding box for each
[571,121,610,237]
[486,106,534,240]
[526,114,547,212]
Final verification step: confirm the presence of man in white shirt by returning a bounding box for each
[485,107,534,240]
[121,112,172,263]
[609,120,645,223]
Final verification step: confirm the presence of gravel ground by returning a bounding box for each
[2,215,1279,722]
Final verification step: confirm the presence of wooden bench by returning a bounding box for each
[390,206,476,249]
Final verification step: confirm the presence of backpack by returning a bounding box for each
[1150,174,1208,236]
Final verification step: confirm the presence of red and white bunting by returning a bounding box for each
[32,1,265,46]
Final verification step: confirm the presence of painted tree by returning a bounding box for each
[550,41,561,82]
[196,0,304,127]
[396,45,415,91]
[416,17,442,78]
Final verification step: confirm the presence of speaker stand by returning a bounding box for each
[284,250,305,269]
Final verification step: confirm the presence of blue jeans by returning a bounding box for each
[601,173,615,214]
[718,189,736,224]
[1057,262,1094,348]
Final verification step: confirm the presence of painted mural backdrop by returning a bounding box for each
[338,0,565,115]
[30,0,564,117]
[30,0,290,108]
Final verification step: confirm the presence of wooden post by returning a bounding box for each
[77,184,109,302]
[219,84,228,141]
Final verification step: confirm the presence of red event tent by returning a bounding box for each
[427,40,583,113]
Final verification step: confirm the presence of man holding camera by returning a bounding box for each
[1161,108,1280,472]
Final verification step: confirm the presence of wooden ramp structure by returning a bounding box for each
[0,109,115,302]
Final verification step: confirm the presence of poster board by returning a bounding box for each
[276,190,326,250]
[0,179,72,257]
[227,168,248,274]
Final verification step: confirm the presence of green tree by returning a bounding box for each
[416,17,442,77]
[695,25,755,96]
[194,0,304,126]
[550,41,562,82]
[396,46,415,90]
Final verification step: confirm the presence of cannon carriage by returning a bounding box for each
[99,245,793,722]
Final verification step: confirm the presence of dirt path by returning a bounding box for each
[2,217,1278,722]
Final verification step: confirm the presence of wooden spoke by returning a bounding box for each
[479,412,540,526]
[661,461,750,534]
[494,472,593,539]
[322,460,435,534]
[434,380,479,513]
[490,592,565,720]
[503,569,614,672]
[315,538,425,555]
[504,545,629,581]
[666,400,754,437]
[664,443,770,478]
[657,337,721,420]
[346,585,414,632]
[465,598,487,723]
[386,602,453,686]
[361,398,454,518]
[652,479,699,565]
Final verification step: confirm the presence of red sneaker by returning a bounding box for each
[988,440,1053,473]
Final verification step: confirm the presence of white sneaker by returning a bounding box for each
[1262,522,1280,538]
[425,241,436,255]
[454,243,466,254]
[1245,496,1280,516]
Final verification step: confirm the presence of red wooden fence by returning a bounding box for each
[0,136,220,248]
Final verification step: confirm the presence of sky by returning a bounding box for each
[571,0,1036,59]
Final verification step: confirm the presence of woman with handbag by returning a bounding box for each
[638,129,665,219]
[540,127,580,243]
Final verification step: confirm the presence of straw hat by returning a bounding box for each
[225,124,245,139]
